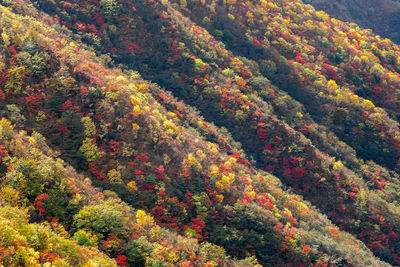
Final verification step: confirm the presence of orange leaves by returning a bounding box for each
[329,226,341,240]
[302,245,311,254]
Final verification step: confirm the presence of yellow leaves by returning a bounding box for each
[206,142,219,155]
[132,123,140,131]
[267,2,277,9]
[81,117,96,137]
[260,0,267,8]
[107,169,123,184]
[130,95,140,105]
[136,83,149,93]
[5,66,26,93]
[383,38,391,45]
[209,164,219,177]
[363,99,375,110]
[127,180,137,191]
[206,261,218,267]
[361,55,369,63]
[222,68,234,77]
[0,118,14,139]
[136,209,154,226]
[194,58,206,73]
[225,0,236,4]
[216,173,235,192]
[163,120,175,129]
[215,194,224,203]
[69,42,77,48]
[188,153,196,165]
[196,149,206,161]
[349,94,359,104]
[116,75,128,85]
[228,13,235,20]
[327,80,338,90]
[167,251,179,263]
[306,19,313,25]
[333,161,344,171]
[1,31,10,46]
[315,10,329,21]
[150,225,161,239]
[133,105,141,114]
[249,190,256,200]
[0,186,22,207]
[79,138,105,162]
[180,0,187,8]
[357,188,367,210]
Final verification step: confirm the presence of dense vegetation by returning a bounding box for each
[0,0,400,265]
[304,0,400,43]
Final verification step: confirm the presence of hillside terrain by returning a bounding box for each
[1,0,400,266]
[304,0,400,43]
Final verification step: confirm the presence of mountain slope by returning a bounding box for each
[0,0,400,266]
[20,0,400,264]
[304,0,400,43]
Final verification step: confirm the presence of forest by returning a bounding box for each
[0,0,400,266]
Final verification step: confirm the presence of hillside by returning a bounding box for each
[304,0,400,43]
[0,0,400,266]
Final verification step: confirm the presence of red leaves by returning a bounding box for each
[88,162,106,180]
[79,85,89,96]
[290,168,307,179]
[189,217,206,240]
[283,168,291,176]
[295,53,306,64]
[124,41,144,54]
[145,184,155,190]
[9,46,17,65]
[62,1,73,8]
[8,46,17,55]
[265,143,273,151]
[40,250,58,263]
[390,231,397,241]
[290,156,298,166]
[57,100,80,113]
[136,153,149,163]
[75,23,87,33]
[173,110,183,120]
[302,246,311,255]
[322,63,337,81]
[185,190,193,205]
[243,193,252,203]
[373,86,383,96]
[94,12,104,25]
[25,93,44,111]
[0,145,8,163]
[257,127,268,140]
[156,165,165,179]
[157,92,170,103]
[134,169,144,176]
[34,193,49,215]
[58,125,71,135]
[115,255,127,266]
[109,140,121,155]
[252,36,261,46]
